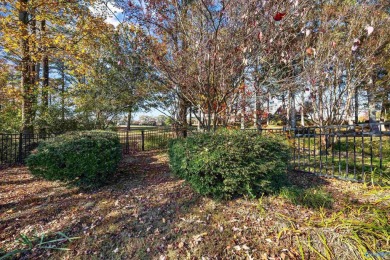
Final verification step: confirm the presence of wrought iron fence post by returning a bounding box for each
[125,130,129,154]
[18,133,23,164]
[141,130,145,151]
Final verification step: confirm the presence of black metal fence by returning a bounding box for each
[287,123,390,184]
[0,134,56,168]
[0,129,178,167]
[118,128,177,154]
[240,123,389,184]
[1,123,389,184]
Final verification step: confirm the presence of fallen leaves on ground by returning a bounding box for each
[0,151,388,259]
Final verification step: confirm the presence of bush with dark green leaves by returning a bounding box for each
[26,131,122,188]
[168,130,291,199]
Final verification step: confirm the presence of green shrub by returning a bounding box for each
[26,131,122,188]
[168,130,291,199]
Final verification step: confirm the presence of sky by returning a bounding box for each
[104,2,124,27]
[89,2,124,27]
[133,109,165,120]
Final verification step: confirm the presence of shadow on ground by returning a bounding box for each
[0,151,202,259]
[1,151,388,260]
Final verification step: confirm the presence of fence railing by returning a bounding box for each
[118,128,177,154]
[0,128,184,167]
[1,123,389,184]
[0,134,56,168]
[287,123,390,184]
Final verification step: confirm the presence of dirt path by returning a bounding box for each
[0,151,389,259]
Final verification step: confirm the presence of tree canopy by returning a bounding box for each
[0,0,389,133]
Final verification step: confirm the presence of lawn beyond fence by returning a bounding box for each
[288,123,390,184]
[118,128,177,153]
[1,123,389,184]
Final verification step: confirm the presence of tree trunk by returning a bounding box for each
[266,91,270,126]
[380,93,389,121]
[126,109,132,153]
[30,13,38,123]
[207,102,212,131]
[178,98,188,137]
[368,90,377,124]
[290,91,296,128]
[61,62,65,122]
[35,62,40,89]
[96,110,100,129]
[240,85,246,130]
[212,111,218,131]
[301,92,305,127]
[320,129,334,154]
[189,106,192,126]
[354,85,359,124]
[197,105,202,131]
[286,89,291,127]
[41,20,49,109]
[20,0,34,135]
[367,78,380,133]
[254,89,262,131]
[254,57,262,131]
[126,108,132,131]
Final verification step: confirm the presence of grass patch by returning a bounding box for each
[309,204,389,259]
[277,185,390,260]
[0,232,80,260]
[279,186,334,209]
[144,132,172,150]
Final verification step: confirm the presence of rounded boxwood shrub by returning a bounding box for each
[168,130,290,199]
[26,131,122,188]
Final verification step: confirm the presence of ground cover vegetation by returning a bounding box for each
[0,151,389,259]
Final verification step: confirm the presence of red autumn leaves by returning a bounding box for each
[256,12,285,42]
[273,12,286,21]
[256,10,286,42]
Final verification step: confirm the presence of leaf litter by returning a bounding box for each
[0,151,388,259]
